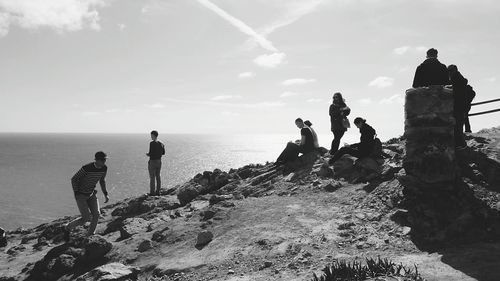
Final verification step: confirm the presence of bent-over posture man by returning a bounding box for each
[147,130,165,196]
[329,117,376,164]
[66,151,109,237]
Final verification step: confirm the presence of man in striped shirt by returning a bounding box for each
[65,151,110,237]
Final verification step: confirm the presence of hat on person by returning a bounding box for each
[95,151,108,160]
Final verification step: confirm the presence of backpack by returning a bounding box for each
[466,85,476,104]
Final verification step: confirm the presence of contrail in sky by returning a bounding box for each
[197,0,279,52]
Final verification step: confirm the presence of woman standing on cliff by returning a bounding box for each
[329,92,350,154]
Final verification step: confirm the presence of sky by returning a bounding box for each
[0,0,499,140]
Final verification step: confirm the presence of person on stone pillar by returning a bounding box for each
[329,92,351,155]
[412,48,450,88]
[447,64,468,149]
[65,151,109,238]
[275,118,315,165]
[328,117,376,164]
[147,130,166,196]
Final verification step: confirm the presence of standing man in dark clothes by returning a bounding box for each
[66,151,109,237]
[147,130,165,196]
[412,48,450,88]
[448,65,468,149]
[276,118,315,165]
[329,118,376,164]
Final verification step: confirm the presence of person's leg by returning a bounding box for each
[329,146,351,164]
[86,193,100,236]
[454,114,466,147]
[155,160,162,195]
[66,194,92,231]
[277,142,300,163]
[148,160,156,195]
[464,105,471,132]
[331,130,345,154]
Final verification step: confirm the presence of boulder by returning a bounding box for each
[177,183,203,206]
[322,181,342,192]
[316,163,333,178]
[195,230,214,247]
[83,235,112,261]
[75,262,139,281]
[112,196,180,217]
[137,239,153,252]
[0,227,7,247]
[118,218,149,240]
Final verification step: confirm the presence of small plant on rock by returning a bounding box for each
[312,257,425,281]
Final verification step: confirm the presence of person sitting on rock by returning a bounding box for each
[328,117,376,164]
[304,120,319,149]
[276,118,315,165]
[65,151,110,239]
[412,48,449,88]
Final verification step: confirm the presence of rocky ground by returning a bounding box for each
[1,128,500,281]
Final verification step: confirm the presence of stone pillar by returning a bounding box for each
[399,86,494,249]
[403,86,457,182]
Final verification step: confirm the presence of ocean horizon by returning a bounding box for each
[0,132,360,230]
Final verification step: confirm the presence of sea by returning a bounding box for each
[0,133,358,230]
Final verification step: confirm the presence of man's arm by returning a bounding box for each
[161,142,165,155]
[71,168,86,192]
[412,66,421,88]
[99,171,109,203]
[146,142,152,157]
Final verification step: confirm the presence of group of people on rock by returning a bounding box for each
[276,48,475,167]
[64,48,476,238]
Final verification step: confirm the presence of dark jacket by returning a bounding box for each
[351,123,376,153]
[412,58,449,88]
[450,71,468,113]
[329,102,350,131]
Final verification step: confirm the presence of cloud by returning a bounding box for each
[369,76,395,88]
[117,23,126,31]
[163,97,285,109]
[307,98,323,103]
[393,46,428,55]
[210,95,242,101]
[145,103,165,109]
[82,111,101,116]
[380,94,404,105]
[253,52,286,68]
[243,0,326,50]
[0,0,108,37]
[485,77,497,82]
[280,91,299,98]
[393,46,410,55]
[197,0,278,52]
[238,72,255,79]
[358,98,372,105]
[221,111,240,116]
[282,78,317,86]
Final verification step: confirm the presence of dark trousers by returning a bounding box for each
[454,113,466,147]
[331,130,345,154]
[277,142,301,164]
[329,145,370,164]
[464,104,471,132]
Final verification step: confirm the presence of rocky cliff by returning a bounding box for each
[1,89,500,281]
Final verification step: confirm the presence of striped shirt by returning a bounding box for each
[71,163,107,195]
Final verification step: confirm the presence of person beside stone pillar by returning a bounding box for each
[447,64,468,149]
[412,48,449,88]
